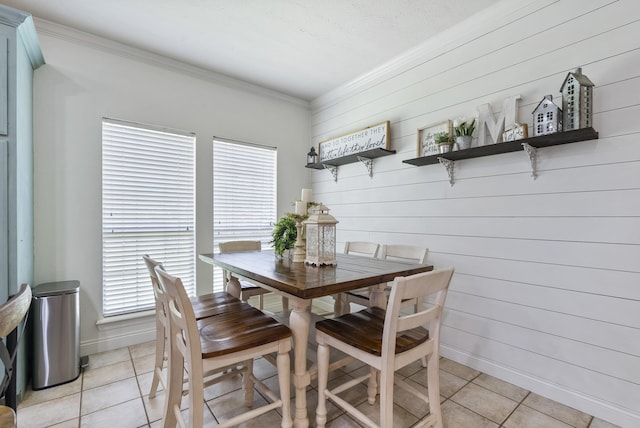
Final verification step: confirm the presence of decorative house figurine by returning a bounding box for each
[532,95,562,136]
[560,67,594,131]
[304,204,338,266]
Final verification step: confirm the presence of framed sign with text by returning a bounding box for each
[318,121,390,163]
[417,120,451,157]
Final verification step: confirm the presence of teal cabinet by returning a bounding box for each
[0,3,43,404]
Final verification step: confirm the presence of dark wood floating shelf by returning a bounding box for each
[305,148,396,181]
[402,127,598,167]
[305,148,396,169]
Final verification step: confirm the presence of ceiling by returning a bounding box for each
[2,0,501,101]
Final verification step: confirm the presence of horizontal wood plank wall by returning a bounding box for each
[309,0,640,426]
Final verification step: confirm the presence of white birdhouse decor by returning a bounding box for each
[560,67,594,131]
[532,95,563,136]
[304,204,338,266]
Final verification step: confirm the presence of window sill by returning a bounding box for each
[96,309,155,331]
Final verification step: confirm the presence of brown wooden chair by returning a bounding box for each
[219,240,288,312]
[155,267,293,427]
[0,284,32,428]
[143,255,249,399]
[315,268,454,428]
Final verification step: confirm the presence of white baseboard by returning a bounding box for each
[80,327,155,356]
[440,345,639,428]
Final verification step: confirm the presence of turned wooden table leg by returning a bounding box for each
[289,298,312,428]
[227,276,241,299]
[369,283,387,309]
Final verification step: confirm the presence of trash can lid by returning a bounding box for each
[33,280,80,297]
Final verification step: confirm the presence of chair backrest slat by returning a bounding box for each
[344,241,380,258]
[219,240,261,253]
[143,255,168,317]
[382,268,454,358]
[379,244,428,264]
[0,284,31,338]
[155,267,202,361]
[0,284,32,403]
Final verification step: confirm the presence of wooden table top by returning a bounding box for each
[199,251,433,299]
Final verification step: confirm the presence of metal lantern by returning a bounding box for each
[303,204,338,266]
[306,147,318,166]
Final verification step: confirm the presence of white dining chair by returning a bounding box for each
[219,240,289,312]
[332,241,381,315]
[344,244,428,312]
[156,266,293,428]
[143,255,249,399]
[315,268,454,428]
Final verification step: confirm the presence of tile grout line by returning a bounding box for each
[498,390,531,428]
[129,345,152,427]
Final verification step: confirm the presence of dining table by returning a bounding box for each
[198,250,433,428]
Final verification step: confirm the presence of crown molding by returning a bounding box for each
[33,18,310,109]
[18,16,44,69]
[310,0,546,111]
[0,3,29,27]
[0,4,45,68]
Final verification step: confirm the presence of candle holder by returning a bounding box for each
[292,217,306,263]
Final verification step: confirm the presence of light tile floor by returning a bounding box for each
[16,298,622,428]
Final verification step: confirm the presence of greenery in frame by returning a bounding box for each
[435,132,452,145]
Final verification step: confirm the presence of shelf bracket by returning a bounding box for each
[357,156,374,178]
[521,142,538,179]
[438,157,455,186]
[323,164,338,182]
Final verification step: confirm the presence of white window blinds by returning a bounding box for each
[102,118,196,316]
[212,138,277,291]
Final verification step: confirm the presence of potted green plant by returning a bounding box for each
[453,118,476,150]
[271,214,297,258]
[435,132,453,153]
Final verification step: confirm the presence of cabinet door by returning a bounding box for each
[0,36,7,136]
[0,139,7,303]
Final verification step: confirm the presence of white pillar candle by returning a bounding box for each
[301,188,312,202]
[295,200,307,216]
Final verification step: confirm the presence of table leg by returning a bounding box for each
[369,283,387,309]
[289,298,312,428]
[332,293,348,316]
[227,276,241,299]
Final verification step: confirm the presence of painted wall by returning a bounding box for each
[31,21,310,356]
[310,0,639,426]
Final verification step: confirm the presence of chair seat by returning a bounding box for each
[239,280,266,292]
[0,406,16,428]
[190,291,247,319]
[315,307,429,356]
[345,289,370,299]
[198,306,292,358]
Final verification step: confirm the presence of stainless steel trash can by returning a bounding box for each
[32,280,80,390]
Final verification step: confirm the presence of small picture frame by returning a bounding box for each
[502,128,515,142]
[417,120,451,157]
[513,123,528,140]
[503,123,529,142]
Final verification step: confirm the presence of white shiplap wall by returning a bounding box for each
[309,0,640,426]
